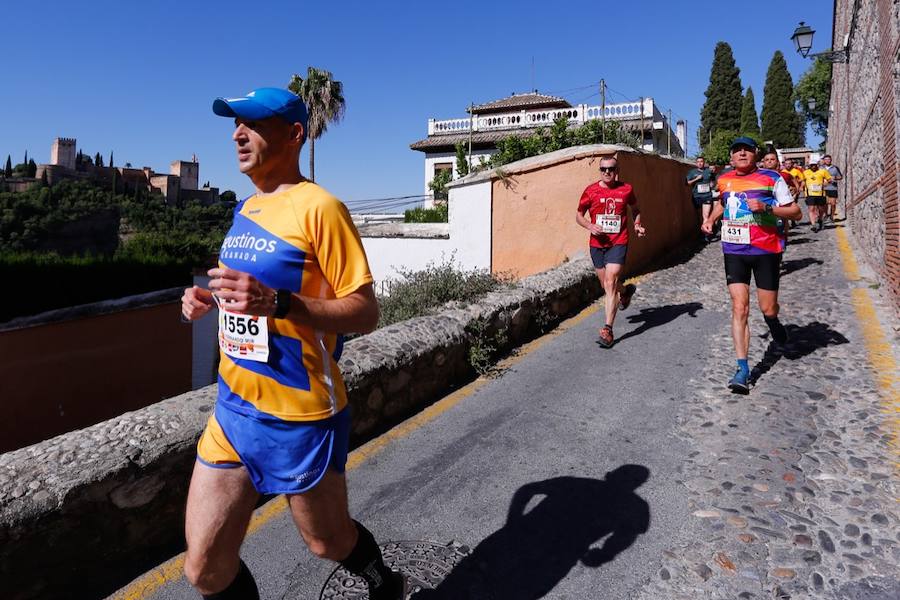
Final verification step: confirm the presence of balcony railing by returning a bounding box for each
[428,100,654,136]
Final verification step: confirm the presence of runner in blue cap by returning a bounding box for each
[181,87,408,599]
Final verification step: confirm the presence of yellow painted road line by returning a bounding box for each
[834,227,899,459]
[834,225,861,281]
[110,288,611,600]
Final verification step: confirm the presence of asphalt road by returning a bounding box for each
[142,287,722,600]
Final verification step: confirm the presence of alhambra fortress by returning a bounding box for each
[1,137,221,205]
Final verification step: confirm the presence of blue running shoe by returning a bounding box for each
[728,369,750,393]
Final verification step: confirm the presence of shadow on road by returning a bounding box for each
[785,236,818,246]
[750,321,850,385]
[416,465,651,599]
[612,302,704,346]
[781,257,824,277]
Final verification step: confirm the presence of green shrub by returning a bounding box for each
[377,257,504,328]
[404,203,448,223]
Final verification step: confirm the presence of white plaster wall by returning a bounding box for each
[448,180,492,272]
[360,178,491,290]
[362,236,457,290]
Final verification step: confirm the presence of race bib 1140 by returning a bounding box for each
[596,213,622,234]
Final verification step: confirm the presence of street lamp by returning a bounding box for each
[790,21,849,63]
[807,98,816,111]
[791,22,815,58]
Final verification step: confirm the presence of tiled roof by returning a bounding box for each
[410,118,651,152]
[469,92,571,115]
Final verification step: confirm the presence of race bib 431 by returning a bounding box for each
[721,221,750,244]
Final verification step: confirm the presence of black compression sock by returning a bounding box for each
[764,315,787,343]
[340,520,402,600]
[202,560,259,600]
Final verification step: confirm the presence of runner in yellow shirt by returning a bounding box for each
[802,160,832,232]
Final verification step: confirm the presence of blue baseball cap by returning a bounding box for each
[729,136,758,152]
[212,87,308,131]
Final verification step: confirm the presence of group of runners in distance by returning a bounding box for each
[179,84,843,599]
[576,136,842,393]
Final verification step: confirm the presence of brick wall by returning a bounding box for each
[828,0,900,311]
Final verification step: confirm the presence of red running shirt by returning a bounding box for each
[577,181,637,248]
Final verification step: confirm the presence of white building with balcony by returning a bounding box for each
[410,92,685,198]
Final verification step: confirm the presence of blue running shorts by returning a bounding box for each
[196,402,351,495]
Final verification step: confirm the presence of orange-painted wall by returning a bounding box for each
[491,150,696,278]
[0,302,191,453]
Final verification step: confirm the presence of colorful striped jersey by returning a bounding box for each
[716,168,794,255]
[217,181,373,422]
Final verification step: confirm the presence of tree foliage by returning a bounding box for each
[699,42,744,150]
[761,51,805,148]
[455,142,470,177]
[4,155,11,177]
[484,117,639,171]
[0,178,233,260]
[703,129,764,166]
[794,57,832,140]
[740,87,760,135]
[288,67,346,182]
[427,169,452,201]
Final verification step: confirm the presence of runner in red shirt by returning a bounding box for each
[576,156,646,347]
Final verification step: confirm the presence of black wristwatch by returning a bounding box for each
[273,288,292,319]
[765,205,773,215]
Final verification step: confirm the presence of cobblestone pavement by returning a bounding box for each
[627,223,900,600]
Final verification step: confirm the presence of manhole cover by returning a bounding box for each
[320,539,493,599]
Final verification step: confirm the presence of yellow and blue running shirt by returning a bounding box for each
[216,181,373,422]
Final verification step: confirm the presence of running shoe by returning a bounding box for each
[619,283,637,310]
[598,325,614,348]
[728,369,750,393]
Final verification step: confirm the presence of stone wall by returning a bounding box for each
[828,0,899,310]
[0,257,605,600]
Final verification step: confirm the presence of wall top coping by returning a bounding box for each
[0,287,184,333]
[357,222,449,239]
[446,144,694,189]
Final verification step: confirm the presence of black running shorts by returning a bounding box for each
[590,245,627,269]
[723,253,782,291]
[805,195,826,206]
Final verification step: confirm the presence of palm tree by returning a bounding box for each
[288,67,346,182]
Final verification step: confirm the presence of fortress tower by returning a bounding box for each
[51,138,76,170]
[170,157,198,190]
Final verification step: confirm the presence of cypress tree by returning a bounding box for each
[95,152,103,167]
[4,155,11,177]
[761,51,805,148]
[27,159,36,178]
[24,150,27,164]
[109,151,114,168]
[699,42,743,150]
[740,87,760,135]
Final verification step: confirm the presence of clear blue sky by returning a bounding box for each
[0,0,833,207]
